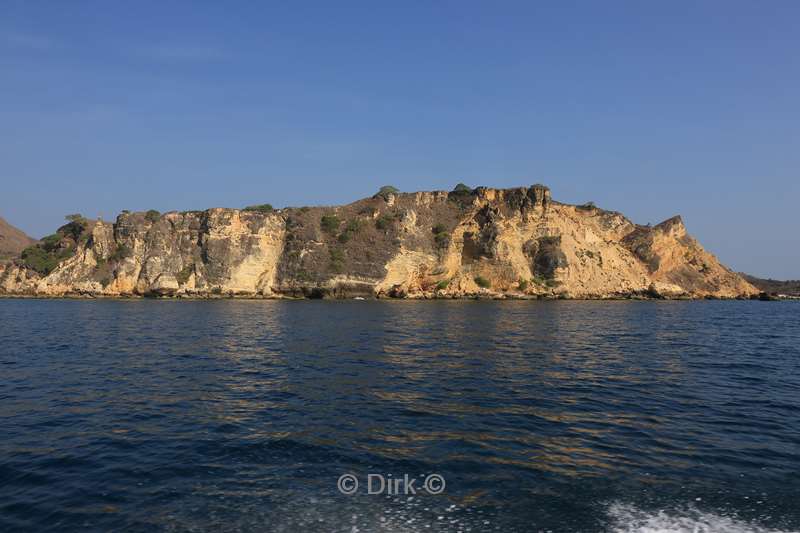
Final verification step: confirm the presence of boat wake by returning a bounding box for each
[607,503,799,533]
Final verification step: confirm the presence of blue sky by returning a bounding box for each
[1,1,798,278]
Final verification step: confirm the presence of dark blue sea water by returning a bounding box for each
[1,300,799,532]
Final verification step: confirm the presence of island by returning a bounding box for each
[0,184,759,299]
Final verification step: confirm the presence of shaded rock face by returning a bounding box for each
[0,186,758,299]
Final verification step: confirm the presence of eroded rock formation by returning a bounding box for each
[0,185,758,299]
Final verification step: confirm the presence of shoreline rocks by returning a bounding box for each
[0,185,759,300]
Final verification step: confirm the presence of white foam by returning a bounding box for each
[607,503,798,533]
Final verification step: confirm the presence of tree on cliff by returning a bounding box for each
[375,186,399,200]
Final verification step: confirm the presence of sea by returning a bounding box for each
[1,299,798,532]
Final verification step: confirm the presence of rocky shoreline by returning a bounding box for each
[0,184,758,300]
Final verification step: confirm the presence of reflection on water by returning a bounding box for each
[1,299,799,532]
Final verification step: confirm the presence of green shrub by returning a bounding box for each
[20,246,62,275]
[244,204,274,213]
[518,278,529,291]
[41,233,62,252]
[338,219,363,243]
[432,222,449,246]
[329,248,345,273]
[375,214,395,230]
[435,279,450,290]
[145,209,161,222]
[329,248,345,262]
[375,185,399,200]
[321,215,341,234]
[18,214,98,275]
[19,227,80,275]
[345,219,363,233]
[59,220,88,241]
[448,184,476,209]
[474,275,490,288]
[109,244,133,262]
[176,264,194,284]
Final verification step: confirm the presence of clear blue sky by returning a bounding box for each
[1,1,798,278]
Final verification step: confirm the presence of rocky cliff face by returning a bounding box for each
[0,186,758,299]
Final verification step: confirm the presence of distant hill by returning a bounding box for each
[740,274,800,296]
[0,216,36,262]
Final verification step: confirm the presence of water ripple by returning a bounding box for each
[1,299,799,532]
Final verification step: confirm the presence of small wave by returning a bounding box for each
[607,503,798,533]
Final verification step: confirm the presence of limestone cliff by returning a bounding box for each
[0,185,758,299]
